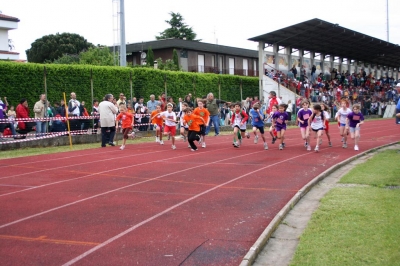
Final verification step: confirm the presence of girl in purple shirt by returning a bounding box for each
[346,104,364,151]
[272,104,289,150]
[297,100,313,150]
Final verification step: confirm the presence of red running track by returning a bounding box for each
[0,119,399,265]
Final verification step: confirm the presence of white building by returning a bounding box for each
[0,13,20,60]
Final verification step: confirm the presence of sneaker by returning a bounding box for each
[307,145,311,151]
[202,142,206,148]
[172,145,176,150]
[314,145,319,152]
[342,143,347,148]
[215,133,219,136]
[282,142,286,148]
[188,144,191,148]
[279,144,283,150]
[272,137,276,144]
[354,145,359,151]
[304,142,307,147]
[191,148,197,151]
[254,135,258,144]
[233,142,240,148]
[263,143,268,150]
[108,142,115,146]
[156,137,160,143]
[120,145,125,150]
[328,141,332,147]
[246,132,250,139]
[160,140,164,145]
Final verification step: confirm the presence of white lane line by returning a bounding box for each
[0,184,37,188]
[62,148,316,266]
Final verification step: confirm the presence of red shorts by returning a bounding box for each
[324,120,329,131]
[164,125,176,136]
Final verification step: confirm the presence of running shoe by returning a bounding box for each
[272,137,276,144]
[315,145,319,152]
[172,145,176,150]
[188,144,191,148]
[328,141,332,147]
[202,142,206,148]
[282,142,286,148]
[233,142,240,148]
[307,145,311,151]
[160,140,164,145]
[246,132,250,139]
[191,148,197,151]
[254,135,258,144]
[279,144,283,150]
[156,137,160,143]
[304,142,307,147]
[354,145,359,151]
[342,143,347,148]
[120,145,125,150]
[264,143,268,150]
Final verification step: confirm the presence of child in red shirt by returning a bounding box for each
[193,99,210,148]
[183,107,205,151]
[115,105,134,150]
[150,105,164,145]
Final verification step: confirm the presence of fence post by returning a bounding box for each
[218,77,221,101]
[240,78,243,102]
[63,92,73,149]
[193,76,196,107]
[130,71,133,105]
[43,66,48,134]
[90,69,94,133]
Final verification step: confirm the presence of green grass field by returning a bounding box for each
[290,149,400,266]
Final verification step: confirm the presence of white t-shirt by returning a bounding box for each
[336,107,351,124]
[311,113,324,130]
[161,111,177,127]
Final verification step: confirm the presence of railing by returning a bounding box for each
[188,65,259,76]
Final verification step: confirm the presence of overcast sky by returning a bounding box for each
[2,0,400,61]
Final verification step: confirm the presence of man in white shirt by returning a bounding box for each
[99,94,118,147]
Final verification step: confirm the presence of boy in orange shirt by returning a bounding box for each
[193,99,210,148]
[182,107,205,151]
[150,104,164,145]
[115,105,134,150]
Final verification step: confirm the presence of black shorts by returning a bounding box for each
[199,124,206,135]
[253,125,265,134]
[234,125,246,132]
[312,128,324,132]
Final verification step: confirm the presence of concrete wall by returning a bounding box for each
[263,75,297,104]
[0,29,9,51]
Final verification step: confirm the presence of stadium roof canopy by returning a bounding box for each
[248,18,400,69]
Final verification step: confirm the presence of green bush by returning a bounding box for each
[0,61,259,114]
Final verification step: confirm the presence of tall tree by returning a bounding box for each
[172,49,179,69]
[79,47,116,66]
[156,12,198,41]
[26,33,94,63]
[147,46,154,67]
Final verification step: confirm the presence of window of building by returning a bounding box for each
[198,54,205,73]
[243,59,248,76]
[253,60,257,76]
[229,58,234,75]
[219,55,223,73]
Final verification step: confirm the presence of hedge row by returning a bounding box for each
[0,62,259,114]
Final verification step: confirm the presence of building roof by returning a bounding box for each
[125,39,258,58]
[0,50,19,55]
[0,14,20,22]
[248,18,400,69]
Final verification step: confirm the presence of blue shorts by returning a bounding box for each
[340,123,346,127]
[253,125,265,134]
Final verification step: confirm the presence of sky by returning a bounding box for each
[2,0,400,61]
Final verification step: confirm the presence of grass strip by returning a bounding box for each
[290,149,400,266]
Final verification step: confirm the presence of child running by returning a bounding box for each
[272,104,289,150]
[182,107,205,151]
[161,103,178,150]
[335,99,351,148]
[297,99,313,150]
[250,103,268,150]
[193,99,210,148]
[177,102,189,144]
[267,105,278,144]
[150,104,164,145]
[115,105,134,150]
[321,103,332,147]
[346,103,364,151]
[231,102,249,148]
[308,104,326,152]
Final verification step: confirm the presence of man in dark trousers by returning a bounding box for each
[205,93,229,136]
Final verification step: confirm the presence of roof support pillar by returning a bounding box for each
[273,44,279,70]
[372,65,377,79]
[258,41,265,103]
[354,61,358,75]
[287,47,292,78]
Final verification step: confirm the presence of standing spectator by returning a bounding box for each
[291,65,297,79]
[116,93,126,106]
[33,94,47,136]
[159,93,167,110]
[80,101,90,130]
[205,93,229,136]
[184,95,194,108]
[147,94,160,113]
[98,94,118,147]
[68,92,82,132]
[16,98,34,135]
[286,100,293,121]
[131,97,138,108]
[92,99,100,134]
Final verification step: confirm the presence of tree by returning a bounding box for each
[79,47,116,66]
[172,49,179,69]
[155,12,198,41]
[26,33,94,63]
[52,54,80,64]
[147,47,154,67]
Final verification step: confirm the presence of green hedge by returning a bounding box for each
[0,62,259,114]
